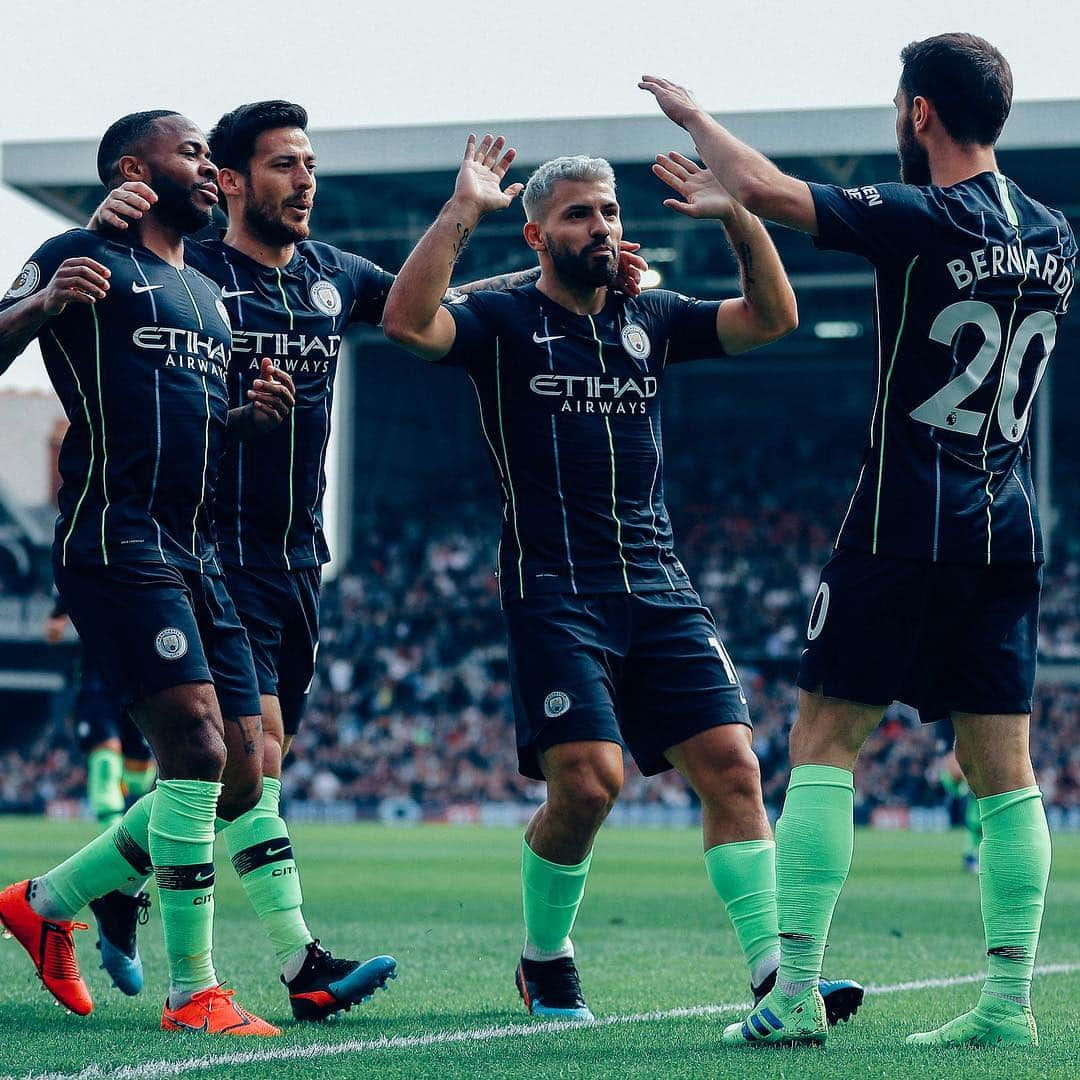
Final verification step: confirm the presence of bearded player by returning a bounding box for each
[644,32,1075,1048]
[383,135,863,1024]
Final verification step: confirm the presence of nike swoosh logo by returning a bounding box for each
[533,332,565,344]
[132,282,164,293]
[168,1017,210,1032]
[221,288,254,298]
[264,844,291,858]
[194,871,214,883]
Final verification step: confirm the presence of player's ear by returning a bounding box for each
[216,167,245,199]
[117,154,148,183]
[524,221,546,253]
[911,95,932,134]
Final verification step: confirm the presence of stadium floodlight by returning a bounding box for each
[639,268,663,289]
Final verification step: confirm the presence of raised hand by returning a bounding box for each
[638,76,705,130]
[653,152,735,222]
[41,258,111,314]
[452,134,525,218]
[247,358,296,431]
[88,181,158,231]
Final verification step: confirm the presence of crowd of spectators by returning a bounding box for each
[4,432,1080,821]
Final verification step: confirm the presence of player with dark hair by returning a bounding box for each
[91,99,614,1020]
[0,109,294,1035]
[643,31,1075,1048]
[382,136,863,1025]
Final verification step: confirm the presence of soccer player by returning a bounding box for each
[642,32,1076,1048]
[45,602,157,994]
[0,110,293,1035]
[382,135,863,1024]
[90,100,642,1020]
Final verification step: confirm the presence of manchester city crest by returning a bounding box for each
[4,262,40,301]
[621,323,651,360]
[155,628,189,660]
[310,279,343,316]
[544,691,571,718]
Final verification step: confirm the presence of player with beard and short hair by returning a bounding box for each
[643,32,1076,1048]
[383,137,863,1025]
[0,110,294,1035]
[89,100,608,1020]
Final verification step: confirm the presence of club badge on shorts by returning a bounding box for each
[621,323,651,360]
[155,628,189,660]
[544,691,571,718]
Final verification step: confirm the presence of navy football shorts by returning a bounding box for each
[55,561,260,719]
[797,549,1041,722]
[73,649,152,761]
[504,588,750,781]
[222,563,321,736]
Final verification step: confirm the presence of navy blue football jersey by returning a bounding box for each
[189,239,394,569]
[810,173,1076,564]
[440,284,723,602]
[0,229,231,573]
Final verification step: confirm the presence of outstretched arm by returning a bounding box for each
[382,134,524,362]
[641,76,818,235]
[653,152,797,353]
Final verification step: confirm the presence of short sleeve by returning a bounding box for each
[343,253,397,327]
[642,290,724,365]
[0,231,92,319]
[809,182,937,264]
[437,291,499,371]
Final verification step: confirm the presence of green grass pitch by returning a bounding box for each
[1,818,1078,1079]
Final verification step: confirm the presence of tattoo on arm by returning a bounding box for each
[737,242,756,287]
[451,223,472,268]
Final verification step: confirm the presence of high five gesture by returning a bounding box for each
[453,134,525,220]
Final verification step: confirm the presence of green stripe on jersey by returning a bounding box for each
[276,267,296,567]
[91,306,110,565]
[871,256,918,555]
[587,316,631,593]
[53,331,95,567]
[495,338,525,598]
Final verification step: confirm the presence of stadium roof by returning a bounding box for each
[5,101,1080,357]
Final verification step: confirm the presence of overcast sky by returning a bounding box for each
[1,0,1078,390]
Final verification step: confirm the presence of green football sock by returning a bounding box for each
[123,761,157,799]
[704,839,780,983]
[34,793,155,919]
[774,764,855,993]
[150,779,221,997]
[221,776,313,969]
[87,747,125,829]
[978,787,1051,1007]
[965,796,983,860]
[521,839,592,959]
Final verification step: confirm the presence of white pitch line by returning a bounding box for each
[10,963,1080,1080]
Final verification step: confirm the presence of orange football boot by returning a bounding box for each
[161,985,282,1036]
[0,879,93,1015]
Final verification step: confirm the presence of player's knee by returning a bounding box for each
[701,747,762,810]
[561,766,622,826]
[262,735,283,781]
[217,772,262,821]
[175,715,227,780]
